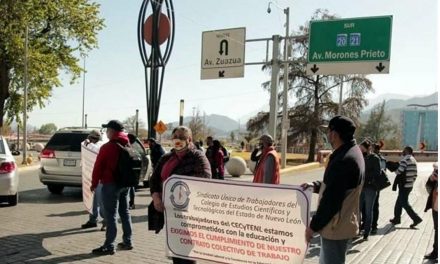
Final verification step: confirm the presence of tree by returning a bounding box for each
[358,101,401,149]
[188,108,212,141]
[122,115,146,135]
[38,123,57,134]
[0,1,104,127]
[248,9,373,162]
[230,131,235,143]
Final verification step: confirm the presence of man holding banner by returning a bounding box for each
[150,126,211,264]
[304,116,364,264]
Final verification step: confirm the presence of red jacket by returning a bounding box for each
[91,131,129,188]
[253,146,280,184]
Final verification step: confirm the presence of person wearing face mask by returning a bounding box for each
[252,134,280,184]
[389,146,422,228]
[149,126,211,264]
[358,139,381,240]
[302,116,364,264]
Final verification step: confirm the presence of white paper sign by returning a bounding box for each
[81,143,98,214]
[163,175,311,264]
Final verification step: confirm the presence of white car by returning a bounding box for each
[40,127,152,194]
[0,136,19,206]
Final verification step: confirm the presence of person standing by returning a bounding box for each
[424,162,438,261]
[359,140,381,240]
[148,138,166,169]
[150,126,211,264]
[212,140,225,180]
[81,130,106,231]
[390,146,423,228]
[205,136,215,176]
[371,143,387,234]
[90,120,133,255]
[252,134,280,184]
[303,116,364,264]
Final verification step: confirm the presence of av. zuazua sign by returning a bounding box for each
[307,16,392,75]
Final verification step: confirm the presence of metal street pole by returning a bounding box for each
[179,99,184,126]
[22,25,28,164]
[338,75,343,115]
[82,56,86,128]
[281,7,290,169]
[135,109,139,137]
[268,35,280,139]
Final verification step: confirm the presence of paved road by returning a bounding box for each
[0,162,436,263]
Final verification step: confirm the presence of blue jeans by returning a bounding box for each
[320,237,349,264]
[393,187,422,223]
[360,187,377,236]
[102,183,132,249]
[89,183,105,223]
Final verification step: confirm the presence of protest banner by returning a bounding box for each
[163,175,311,264]
[80,143,98,214]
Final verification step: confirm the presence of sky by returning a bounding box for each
[27,0,438,129]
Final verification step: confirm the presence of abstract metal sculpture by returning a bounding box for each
[138,0,175,138]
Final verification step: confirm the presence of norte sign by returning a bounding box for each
[201,27,246,80]
[307,16,392,75]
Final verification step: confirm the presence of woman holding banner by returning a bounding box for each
[150,126,211,264]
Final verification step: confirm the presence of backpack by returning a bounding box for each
[114,142,142,187]
[221,146,230,163]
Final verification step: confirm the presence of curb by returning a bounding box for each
[280,162,321,175]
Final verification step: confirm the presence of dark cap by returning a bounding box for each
[328,115,356,139]
[88,129,101,140]
[102,120,124,131]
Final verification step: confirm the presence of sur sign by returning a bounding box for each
[307,16,392,75]
[201,27,246,80]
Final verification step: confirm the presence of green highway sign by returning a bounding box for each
[307,16,392,75]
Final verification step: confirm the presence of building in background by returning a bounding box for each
[402,104,438,151]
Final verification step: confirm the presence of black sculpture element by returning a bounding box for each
[138,0,175,138]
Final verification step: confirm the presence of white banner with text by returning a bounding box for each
[163,175,311,264]
[81,143,98,214]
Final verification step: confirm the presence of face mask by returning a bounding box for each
[173,139,187,151]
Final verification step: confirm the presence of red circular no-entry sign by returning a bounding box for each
[143,13,171,45]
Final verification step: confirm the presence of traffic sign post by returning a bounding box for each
[307,16,392,75]
[201,27,246,80]
[154,120,168,135]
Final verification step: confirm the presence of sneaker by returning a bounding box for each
[92,246,115,255]
[81,221,97,229]
[100,223,106,231]
[370,228,378,235]
[117,242,133,250]
[389,219,401,225]
[363,234,369,241]
[424,252,438,260]
[410,218,422,229]
[129,204,135,210]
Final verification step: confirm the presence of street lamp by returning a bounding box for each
[81,55,86,128]
[267,2,290,169]
[179,99,184,126]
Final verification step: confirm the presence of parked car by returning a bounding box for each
[0,136,19,206]
[39,127,151,194]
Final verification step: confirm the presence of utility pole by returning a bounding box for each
[85,114,88,129]
[22,25,28,165]
[82,56,86,127]
[135,109,139,136]
[338,75,343,115]
[281,7,290,169]
[268,35,280,139]
[179,99,184,125]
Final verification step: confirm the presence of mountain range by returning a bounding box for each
[169,92,438,137]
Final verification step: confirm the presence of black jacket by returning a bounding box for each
[150,147,211,194]
[310,140,365,232]
[150,143,165,168]
[363,153,381,190]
